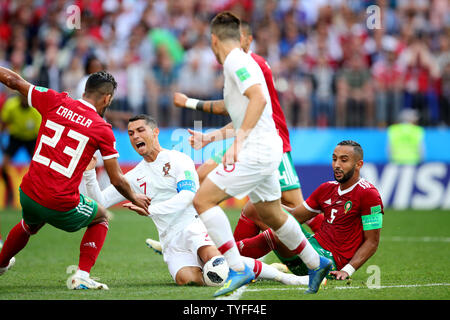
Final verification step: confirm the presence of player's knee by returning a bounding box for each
[193,194,207,214]
[91,205,110,225]
[242,202,260,222]
[175,268,202,286]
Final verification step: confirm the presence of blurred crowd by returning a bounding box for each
[0,0,450,129]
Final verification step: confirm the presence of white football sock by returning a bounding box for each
[274,214,320,270]
[200,206,245,271]
[242,257,277,280]
[241,257,309,285]
[74,269,90,279]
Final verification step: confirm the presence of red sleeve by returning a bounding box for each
[28,85,63,115]
[96,124,119,160]
[360,188,384,217]
[304,182,328,213]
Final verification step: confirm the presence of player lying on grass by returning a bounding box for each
[147,140,383,280]
[291,140,384,280]
[172,20,324,277]
[0,68,151,290]
[82,114,315,287]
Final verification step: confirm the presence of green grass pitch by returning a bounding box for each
[0,208,449,300]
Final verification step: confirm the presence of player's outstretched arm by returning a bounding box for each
[187,122,235,150]
[83,157,130,209]
[330,228,381,280]
[103,157,151,215]
[0,66,32,97]
[173,92,228,115]
[289,203,318,224]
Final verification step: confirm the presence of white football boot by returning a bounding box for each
[145,238,162,255]
[69,275,109,290]
[0,257,15,276]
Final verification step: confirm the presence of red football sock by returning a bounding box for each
[233,210,260,241]
[236,229,276,259]
[78,221,108,273]
[0,220,31,267]
[306,214,324,233]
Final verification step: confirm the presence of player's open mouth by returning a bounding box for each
[334,170,343,177]
[136,142,146,150]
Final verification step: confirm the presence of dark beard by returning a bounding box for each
[334,166,355,184]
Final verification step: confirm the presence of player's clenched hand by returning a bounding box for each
[123,202,150,216]
[85,155,97,171]
[187,128,211,150]
[173,92,188,108]
[329,270,350,280]
[131,193,151,215]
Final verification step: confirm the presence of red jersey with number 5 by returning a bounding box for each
[304,178,384,269]
[20,85,119,211]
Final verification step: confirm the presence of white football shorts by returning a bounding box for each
[163,218,214,280]
[207,157,282,204]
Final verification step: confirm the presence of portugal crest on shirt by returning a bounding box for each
[163,162,171,176]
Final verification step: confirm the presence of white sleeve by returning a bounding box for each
[173,152,199,187]
[226,53,262,95]
[148,190,194,216]
[83,169,126,208]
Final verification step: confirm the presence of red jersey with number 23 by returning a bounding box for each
[304,178,384,269]
[20,85,119,211]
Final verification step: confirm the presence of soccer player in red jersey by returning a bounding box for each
[244,140,383,280]
[0,67,151,289]
[295,140,383,279]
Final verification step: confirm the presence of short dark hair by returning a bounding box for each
[337,140,364,160]
[128,114,158,129]
[210,11,241,41]
[84,71,117,97]
[240,20,252,36]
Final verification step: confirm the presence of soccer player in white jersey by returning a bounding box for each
[82,114,316,287]
[189,12,332,297]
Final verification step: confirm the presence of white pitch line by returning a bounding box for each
[381,236,450,243]
[215,284,249,300]
[244,283,450,292]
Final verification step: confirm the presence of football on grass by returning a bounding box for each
[203,255,229,286]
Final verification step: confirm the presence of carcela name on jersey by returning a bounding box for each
[56,106,93,128]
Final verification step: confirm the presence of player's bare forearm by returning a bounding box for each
[290,203,318,224]
[103,158,150,210]
[347,229,380,271]
[201,100,228,115]
[331,229,380,280]
[0,66,31,97]
[187,122,234,150]
[173,92,228,115]
[206,122,235,142]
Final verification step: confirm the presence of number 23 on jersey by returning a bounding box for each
[32,119,89,178]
